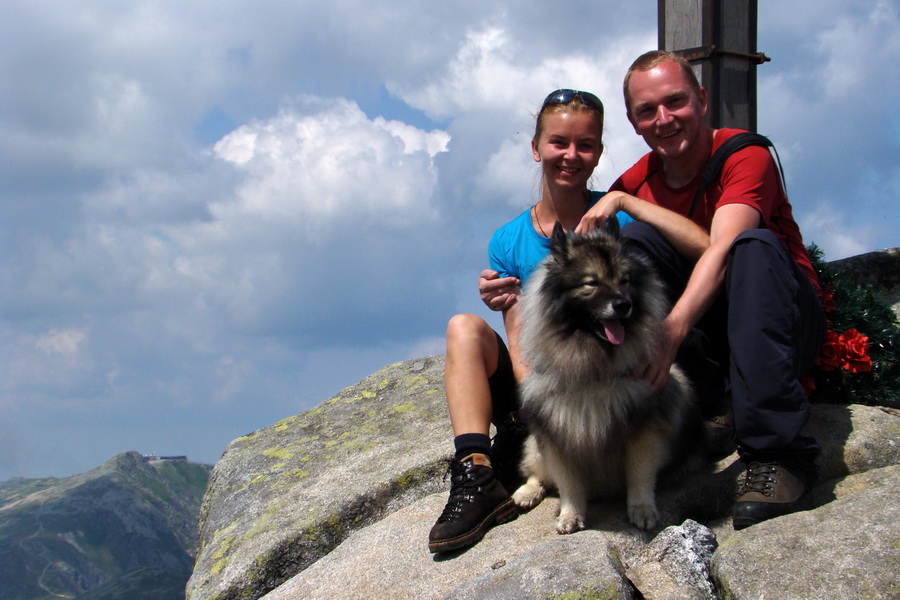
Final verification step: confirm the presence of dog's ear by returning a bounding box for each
[606,214,620,240]
[550,221,569,260]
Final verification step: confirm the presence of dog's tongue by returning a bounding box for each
[603,320,625,345]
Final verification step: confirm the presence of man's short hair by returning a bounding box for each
[623,50,702,112]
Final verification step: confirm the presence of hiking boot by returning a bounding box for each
[428,453,518,553]
[703,408,735,459]
[491,413,529,493]
[732,462,811,530]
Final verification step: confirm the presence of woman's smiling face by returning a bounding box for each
[532,109,603,191]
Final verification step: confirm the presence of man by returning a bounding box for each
[582,50,824,529]
[482,50,824,530]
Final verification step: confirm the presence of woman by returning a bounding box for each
[428,90,708,554]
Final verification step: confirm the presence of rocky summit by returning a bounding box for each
[188,250,900,600]
[187,357,900,600]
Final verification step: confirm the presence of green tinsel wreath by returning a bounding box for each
[804,245,899,408]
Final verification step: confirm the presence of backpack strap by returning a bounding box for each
[689,132,775,218]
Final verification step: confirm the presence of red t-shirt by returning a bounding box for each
[611,128,820,292]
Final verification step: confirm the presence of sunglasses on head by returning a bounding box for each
[540,89,605,114]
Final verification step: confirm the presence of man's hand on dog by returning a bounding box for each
[636,316,683,391]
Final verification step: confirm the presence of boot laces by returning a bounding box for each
[738,462,781,498]
[437,459,483,523]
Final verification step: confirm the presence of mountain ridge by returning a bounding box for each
[0,451,211,600]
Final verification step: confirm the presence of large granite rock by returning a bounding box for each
[711,465,900,599]
[828,247,900,313]
[187,354,900,600]
[187,356,451,600]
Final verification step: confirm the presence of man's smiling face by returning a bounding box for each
[626,59,709,164]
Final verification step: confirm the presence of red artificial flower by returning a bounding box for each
[813,328,874,375]
[815,330,844,372]
[839,328,873,373]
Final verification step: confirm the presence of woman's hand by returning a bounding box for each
[479,270,521,311]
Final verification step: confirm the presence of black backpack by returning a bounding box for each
[689,132,786,218]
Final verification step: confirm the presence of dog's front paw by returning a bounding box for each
[556,512,586,534]
[512,482,546,509]
[627,502,659,530]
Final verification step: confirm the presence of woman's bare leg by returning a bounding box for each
[430,313,517,553]
[443,313,499,436]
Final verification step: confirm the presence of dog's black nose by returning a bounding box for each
[612,298,632,317]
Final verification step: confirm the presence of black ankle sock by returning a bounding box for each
[454,433,492,461]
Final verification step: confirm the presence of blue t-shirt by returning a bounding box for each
[488,191,634,285]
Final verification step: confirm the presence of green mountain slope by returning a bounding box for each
[0,451,212,600]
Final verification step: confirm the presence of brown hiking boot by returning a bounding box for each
[428,453,518,553]
[732,462,812,530]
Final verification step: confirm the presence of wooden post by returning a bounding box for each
[658,0,768,131]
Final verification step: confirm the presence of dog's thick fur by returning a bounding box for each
[512,222,700,533]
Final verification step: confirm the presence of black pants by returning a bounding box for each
[621,222,825,485]
[488,331,520,427]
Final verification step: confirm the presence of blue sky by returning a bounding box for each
[1,1,898,480]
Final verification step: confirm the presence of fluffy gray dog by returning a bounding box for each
[513,222,700,533]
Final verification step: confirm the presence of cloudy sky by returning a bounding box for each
[1,1,898,480]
